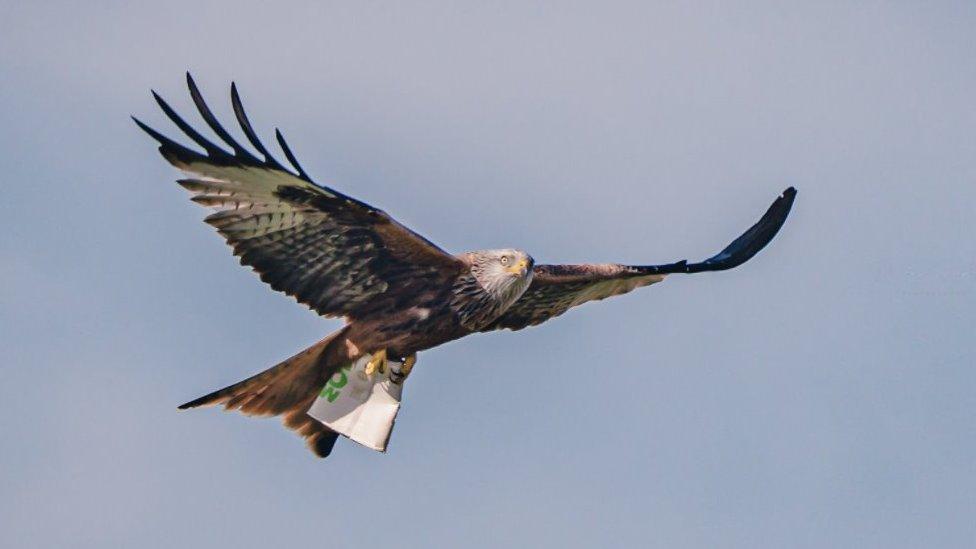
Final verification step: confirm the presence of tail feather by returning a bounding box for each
[284,403,340,458]
[179,327,351,457]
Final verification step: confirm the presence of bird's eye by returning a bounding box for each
[500,256,510,266]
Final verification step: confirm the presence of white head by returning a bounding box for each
[467,248,535,306]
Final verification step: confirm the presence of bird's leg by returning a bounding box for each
[364,349,387,376]
[388,353,417,385]
[401,354,416,377]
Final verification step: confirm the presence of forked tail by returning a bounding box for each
[178,327,352,458]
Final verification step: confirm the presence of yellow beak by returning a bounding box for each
[507,259,529,276]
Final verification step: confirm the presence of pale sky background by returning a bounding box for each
[1,2,974,548]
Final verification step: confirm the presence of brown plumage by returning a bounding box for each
[136,74,797,458]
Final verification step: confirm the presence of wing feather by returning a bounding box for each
[136,75,464,319]
[486,187,796,331]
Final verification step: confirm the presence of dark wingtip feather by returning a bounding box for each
[151,89,232,160]
[637,186,797,275]
[230,82,287,171]
[138,76,321,184]
[184,71,197,93]
[134,116,212,169]
[185,73,261,163]
[132,115,200,160]
[275,128,312,181]
[132,115,163,141]
[688,186,796,272]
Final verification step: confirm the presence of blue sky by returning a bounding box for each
[1,2,974,547]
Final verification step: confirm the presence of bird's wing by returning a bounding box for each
[135,74,465,319]
[484,187,796,331]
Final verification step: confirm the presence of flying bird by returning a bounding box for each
[135,74,797,458]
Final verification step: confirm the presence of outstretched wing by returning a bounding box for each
[135,73,464,319]
[485,187,797,331]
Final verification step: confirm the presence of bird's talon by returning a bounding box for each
[364,349,387,376]
[402,354,416,376]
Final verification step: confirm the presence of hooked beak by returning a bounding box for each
[507,258,530,277]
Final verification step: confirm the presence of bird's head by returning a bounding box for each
[467,248,535,304]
